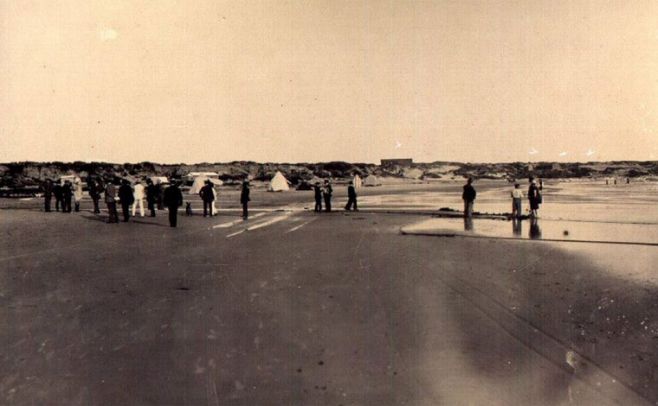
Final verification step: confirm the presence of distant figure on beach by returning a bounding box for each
[462,177,476,218]
[105,180,119,223]
[539,178,543,191]
[73,178,83,212]
[146,179,157,217]
[211,184,218,216]
[62,180,73,213]
[240,180,250,220]
[511,183,524,218]
[118,180,134,222]
[163,181,183,227]
[132,180,145,217]
[313,182,322,212]
[43,179,53,212]
[528,177,542,218]
[88,178,103,214]
[323,180,333,212]
[53,182,63,212]
[626,177,630,184]
[345,180,358,211]
[199,180,215,217]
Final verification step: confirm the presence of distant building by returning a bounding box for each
[381,158,413,167]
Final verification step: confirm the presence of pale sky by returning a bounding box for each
[2,0,658,164]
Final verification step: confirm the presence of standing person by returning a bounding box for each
[313,182,322,212]
[462,177,476,218]
[211,183,218,216]
[163,181,183,227]
[105,180,119,223]
[88,178,102,214]
[72,178,83,212]
[156,183,165,210]
[511,183,524,219]
[240,180,250,220]
[528,177,542,218]
[199,180,215,217]
[118,180,134,222]
[43,179,53,212]
[53,182,63,212]
[323,179,333,212]
[146,179,157,217]
[62,181,73,213]
[345,180,358,211]
[132,180,145,217]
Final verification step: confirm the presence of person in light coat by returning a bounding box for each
[73,178,83,212]
[132,181,146,217]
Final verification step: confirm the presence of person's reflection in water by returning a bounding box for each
[529,217,542,239]
[512,217,522,236]
[464,216,474,231]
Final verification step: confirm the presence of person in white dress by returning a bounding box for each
[132,181,146,217]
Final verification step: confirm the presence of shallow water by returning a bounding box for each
[360,181,658,224]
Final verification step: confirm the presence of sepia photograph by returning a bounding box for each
[1,1,657,405]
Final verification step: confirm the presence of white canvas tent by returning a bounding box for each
[268,171,290,192]
[189,176,223,195]
[149,176,169,185]
[362,175,381,187]
[353,174,362,189]
[58,175,81,185]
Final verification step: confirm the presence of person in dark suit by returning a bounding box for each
[528,177,541,218]
[344,180,357,211]
[240,180,250,220]
[118,180,134,222]
[462,177,476,218]
[105,180,119,223]
[199,180,215,217]
[62,181,73,213]
[163,181,183,227]
[53,182,63,212]
[43,179,53,212]
[313,182,322,212]
[88,178,103,214]
[323,180,333,212]
[146,179,157,217]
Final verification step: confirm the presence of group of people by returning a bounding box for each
[462,176,543,219]
[313,179,358,212]
[42,178,84,213]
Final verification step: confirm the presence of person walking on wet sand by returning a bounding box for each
[163,181,183,227]
[105,180,119,223]
[199,180,215,217]
[240,180,250,220]
[118,180,134,222]
[146,179,157,217]
[511,183,524,218]
[345,180,358,211]
[313,182,322,212]
[323,179,333,212]
[43,179,53,212]
[462,177,476,218]
[528,177,542,218]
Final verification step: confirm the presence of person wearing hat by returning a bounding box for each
[88,177,103,214]
[344,180,358,211]
[118,179,135,222]
[53,181,63,212]
[146,179,157,217]
[42,179,53,212]
[199,179,215,217]
[313,182,322,212]
[240,180,251,220]
[163,180,184,227]
[132,180,146,217]
[323,179,333,212]
[528,177,542,218]
[462,177,476,218]
[105,179,119,223]
[62,180,73,213]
